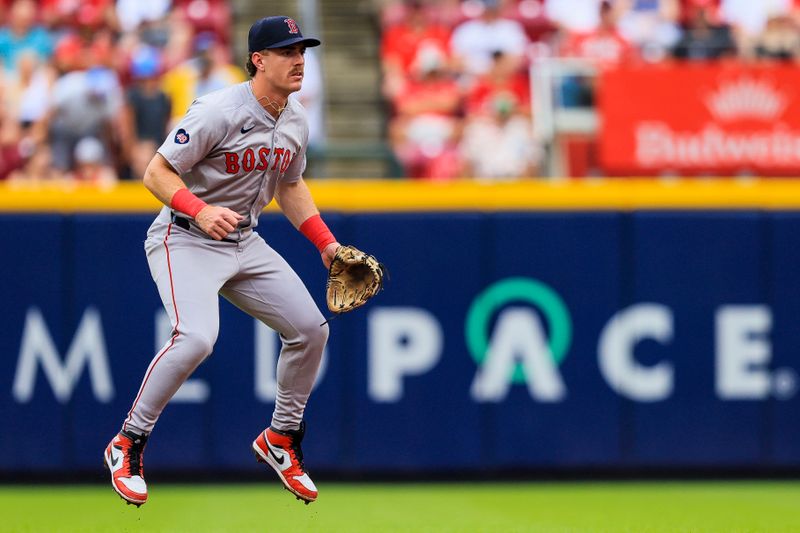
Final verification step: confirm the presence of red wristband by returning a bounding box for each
[299,214,336,253]
[170,188,207,218]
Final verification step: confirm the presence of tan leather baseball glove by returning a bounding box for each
[326,245,386,314]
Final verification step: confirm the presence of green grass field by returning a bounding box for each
[2,481,799,532]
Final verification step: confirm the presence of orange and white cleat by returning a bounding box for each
[252,421,317,504]
[103,429,148,507]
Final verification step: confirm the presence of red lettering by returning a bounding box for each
[224,147,294,174]
[256,147,270,171]
[271,148,284,171]
[242,148,255,171]
[224,152,239,174]
[280,149,293,173]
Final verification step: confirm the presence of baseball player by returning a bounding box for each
[103,16,337,506]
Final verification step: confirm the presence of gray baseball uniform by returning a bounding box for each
[123,81,328,435]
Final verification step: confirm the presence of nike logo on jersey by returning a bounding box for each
[240,124,256,134]
[266,443,286,465]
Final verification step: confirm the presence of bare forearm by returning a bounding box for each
[142,153,187,206]
[275,178,320,228]
[277,178,339,267]
[142,153,243,239]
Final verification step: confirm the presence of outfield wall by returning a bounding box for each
[2,180,799,474]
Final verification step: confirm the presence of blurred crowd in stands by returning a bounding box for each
[380,0,800,179]
[0,0,243,183]
[2,0,800,183]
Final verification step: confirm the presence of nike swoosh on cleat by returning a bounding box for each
[240,125,255,134]
[267,443,285,465]
[110,451,120,467]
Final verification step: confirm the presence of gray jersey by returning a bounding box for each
[153,81,309,232]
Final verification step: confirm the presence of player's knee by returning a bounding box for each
[315,321,330,347]
[179,331,216,359]
[299,321,328,353]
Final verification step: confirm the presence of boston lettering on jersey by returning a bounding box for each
[223,147,293,174]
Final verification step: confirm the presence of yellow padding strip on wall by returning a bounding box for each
[1,179,800,213]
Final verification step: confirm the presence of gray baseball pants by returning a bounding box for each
[123,222,328,435]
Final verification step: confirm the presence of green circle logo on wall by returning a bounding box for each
[465,277,572,383]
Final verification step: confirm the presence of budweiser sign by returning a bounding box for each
[599,64,800,174]
[705,79,786,121]
[636,124,800,166]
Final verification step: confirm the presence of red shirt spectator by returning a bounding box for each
[40,0,115,31]
[562,1,637,67]
[465,51,530,116]
[389,52,462,180]
[564,29,635,66]
[394,74,461,119]
[381,1,452,77]
[679,0,722,25]
[172,0,232,46]
[53,27,114,73]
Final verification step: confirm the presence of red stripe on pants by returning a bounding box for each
[123,223,180,432]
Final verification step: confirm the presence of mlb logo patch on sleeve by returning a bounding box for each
[174,129,191,144]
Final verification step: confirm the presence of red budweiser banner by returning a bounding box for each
[599,63,800,175]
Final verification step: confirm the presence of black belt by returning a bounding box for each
[171,215,238,243]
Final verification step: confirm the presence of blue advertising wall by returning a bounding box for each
[1,211,799,474]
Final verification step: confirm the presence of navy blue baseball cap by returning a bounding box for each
[248,16,321,53]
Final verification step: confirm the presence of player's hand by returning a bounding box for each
[195,205,244,240]
[321,242,341,269]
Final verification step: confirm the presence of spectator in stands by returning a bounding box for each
[1,51,51,177]
[562,1,637,67]
[389,46,462,179]
[68,135,117,185]
[460,92,541,180]
[172,0,232,46]
[40,0,118,33]
[4,50,53,137]
[677,0,720,24]
[0,0,10,26]
[617,0,682,61]
[719,0,793,56]
[508,0,558,44]
[557,1,635,107]
[6,142,62,182]
[0,0,54,74]
[150,8,195,71]
[161,31,245,126]
[47,62,123,171]
[544,0,608,34]
[672,2,737,59]
[380,0,467,30]
[115,0,171,34]
[450,0,529,78]
[121,45,170,180]
[381,0,452,104]
[0,107,24,180]
[753,12,800,60]
[465,50,530,117]
[51,10,117,74]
